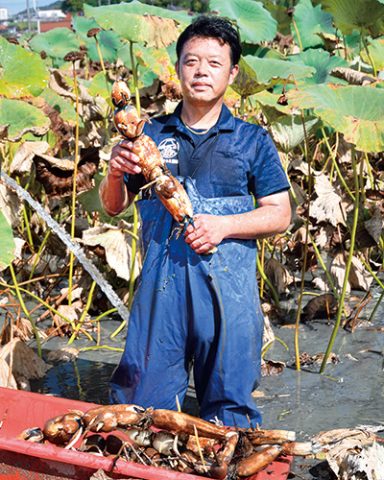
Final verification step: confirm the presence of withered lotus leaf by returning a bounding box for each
[34,147,99,198]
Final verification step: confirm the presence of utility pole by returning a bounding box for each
[26,0,31,33]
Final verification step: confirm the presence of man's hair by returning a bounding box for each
[176,16,242,66]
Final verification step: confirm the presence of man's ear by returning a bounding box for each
[228,64,239,85]
[175,61,180,79]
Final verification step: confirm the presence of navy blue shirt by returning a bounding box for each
[125,103,289,199]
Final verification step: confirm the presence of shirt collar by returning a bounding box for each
[163,101,236,133]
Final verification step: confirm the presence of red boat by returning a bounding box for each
[0,387,292,479]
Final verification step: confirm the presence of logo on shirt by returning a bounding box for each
[158,138,179,165]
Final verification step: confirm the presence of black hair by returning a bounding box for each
[176,16,242,66]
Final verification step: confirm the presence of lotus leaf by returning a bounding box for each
[117,43,159,89]
[29,28,81,66]
[292,0,334,49]
[320,0,384,37]
[261,0,292,35]
[361,37,384,70]
[270,115,319,153]
[288,48,348,85]
[0,210,15,271]
[209,0,277,44]
[0,36,48,98]
[242,44,285,60]
[135,46,175,84]
[0,98,50,141]
[232,56,315,96]
[86,0,191,25]
[86,72,113,104]
[288,85,384,152]
[72,16,121,63]
[84,4,180,48]
[253,91,291,115]
[41,88,78,125]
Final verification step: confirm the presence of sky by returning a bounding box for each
[0,0,56,16]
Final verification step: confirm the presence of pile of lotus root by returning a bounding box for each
[22,404,382,479]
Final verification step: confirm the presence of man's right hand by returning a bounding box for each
[108,140,142,179]
[100,140,141,216]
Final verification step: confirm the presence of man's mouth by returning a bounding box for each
[192,82,211,88]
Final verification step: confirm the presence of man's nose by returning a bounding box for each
[195,60,208,76]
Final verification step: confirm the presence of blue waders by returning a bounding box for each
[110,178,264,428]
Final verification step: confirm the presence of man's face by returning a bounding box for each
[176,36,239,106]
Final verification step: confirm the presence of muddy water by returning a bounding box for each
[29,289,384,478]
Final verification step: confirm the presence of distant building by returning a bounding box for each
[0,8,8,20]
[39,12,72,32]
[37,9,66,20]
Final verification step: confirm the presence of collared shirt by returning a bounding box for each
[125,102,289,199]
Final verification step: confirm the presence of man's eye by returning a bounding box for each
[210,61,221,67]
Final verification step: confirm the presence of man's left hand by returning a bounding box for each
[184,214,229,254]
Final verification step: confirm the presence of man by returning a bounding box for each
[100,16,291,428]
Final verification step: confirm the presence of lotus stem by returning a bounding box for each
[288,175,337,295]
[68,60,81,306]
[67,280,97,345]
[359,254,384,290]
[364,152,375,189]
[240,95,246,116]
[320,147,360,373]
[129,41,141,116]
[262,336,289,357]
[9,263,42,357]
[292,18,303,51]
[128,200,139,309]
[361,33,377,77]
[256,253,280,308]
[72,360,85,401]
[293,113,312,371]
[259,239,266,298]
[21,203,35,253]
[79,345,124,353]
[29,229,51,280]
[110,202,139,339]
[93,307,118,323]
[0,279,77,330]
[321,127,355,201]
[94,35,106,76]
[367,291,383,323]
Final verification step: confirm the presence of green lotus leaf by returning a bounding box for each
[118,43,169,88]
[361,37,384,70]
[253,91,292,115]
[288,85,384,152]
[288,48,348,85]
[0,211,15,271]
[292,0,334,49]
[86,72,113,103]
[29,28,81,66]
[84,4,180,48]
[72,15,121,63]
[209,0,277,44]
[242,44,285,60]
[232,56,315,96]
[0,36,49,98]
[270,115,319,153]
[0,98,50,141]
[135,46,174,83]
[260,0,292,35]
[40,88,78,125]
[86,0,191,25]
[320,0,384,37]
